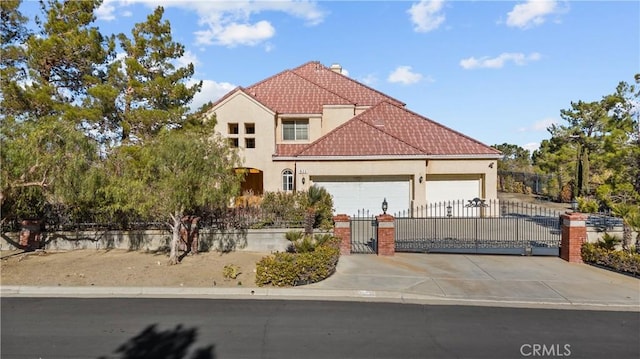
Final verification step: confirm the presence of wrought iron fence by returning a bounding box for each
[1,206,305,232]
[394,199,562,255]
[350,209,377,254]
[498,170,553,195]
[393,199,563,219]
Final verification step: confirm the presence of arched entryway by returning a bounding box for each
[236,168,264,195]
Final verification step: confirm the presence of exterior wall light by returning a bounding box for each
[419,175,423,183]
[382,198,388,214]
[301,177,306,185]
[571,198,578,212]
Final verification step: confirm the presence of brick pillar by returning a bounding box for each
[376,214,395,256]
[561,212,587,263]
[19,220,43,251]
[333,214,351,255]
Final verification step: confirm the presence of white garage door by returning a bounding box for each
[425,179,480,217]
[313,178,410,217]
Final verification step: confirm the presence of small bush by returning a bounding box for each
[222,264,241,279]
[577,197,599,213]
[581,243,640,276]
[255,237,340,287]
[596,233,622,251]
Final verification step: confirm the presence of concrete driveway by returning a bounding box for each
[308,253,640,310]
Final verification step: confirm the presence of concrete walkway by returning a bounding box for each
[2,254,639,311]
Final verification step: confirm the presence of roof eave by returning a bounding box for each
[273,154,503,161]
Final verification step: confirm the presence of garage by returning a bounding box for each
[312,176,410,217]
[425,176,481,217]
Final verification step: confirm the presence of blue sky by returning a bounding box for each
[21,0,640,152]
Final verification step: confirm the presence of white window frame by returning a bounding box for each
[282,169,294,191]
[282,120,308,141]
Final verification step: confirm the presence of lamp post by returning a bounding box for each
[571,198,579,212]
[382,198,388,214]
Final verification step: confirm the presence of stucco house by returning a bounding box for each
[206,61,502,216]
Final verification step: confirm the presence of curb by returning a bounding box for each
[2,285,639,312]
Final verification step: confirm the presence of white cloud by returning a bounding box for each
[518,117,558,132]
[189,79,236,112]
[95,0,117,21]
[408,0,446,33]
[460,52,541,70]
[197,21,275,47]
[522,142,541,152]
[103,0,327,48]
[506,0,558,29]
[360,74,378,86]
[176,51,200,69]
[387,66,423,85]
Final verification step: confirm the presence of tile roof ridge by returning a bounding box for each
[293,61,406,107]
[292,103,424,157]
[245,66,356,109]
[383,102,501,154]
[354,104,426,153]
[286,70,355,105]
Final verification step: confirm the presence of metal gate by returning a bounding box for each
[395,199,561,256]
[350,210,378,254]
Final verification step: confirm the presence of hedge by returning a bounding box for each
[581,243,640,276]
[255,237,340,287]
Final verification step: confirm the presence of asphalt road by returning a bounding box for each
[2,298,639,359]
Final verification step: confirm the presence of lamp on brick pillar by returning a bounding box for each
[382,198,388,214]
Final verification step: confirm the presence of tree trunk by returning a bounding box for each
[168,209,183,265]
[304,208,315,236]
[622,223,632,252]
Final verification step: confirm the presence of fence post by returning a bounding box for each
[333,214,351,255]
[560,212,587,263]
[376,214,395,256]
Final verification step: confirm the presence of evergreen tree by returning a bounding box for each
[116,6,202,143]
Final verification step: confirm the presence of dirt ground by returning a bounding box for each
[0,249,267,288]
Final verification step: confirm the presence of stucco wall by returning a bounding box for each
[1,229,295,253]
[210,91,498,207]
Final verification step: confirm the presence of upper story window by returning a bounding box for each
[282,120,308,141]
[282,169,294,191]
[245,123,255,134]
[245,138,255,149]
[228,123,239,135]
[229,138,239,148]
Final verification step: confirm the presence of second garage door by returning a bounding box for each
[312,177,410,216]
[425,177,481,217]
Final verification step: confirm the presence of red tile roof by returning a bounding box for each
[213,61,500,158]
[291,62,405,107]
[245,69,352,114]
[281,102,501,157]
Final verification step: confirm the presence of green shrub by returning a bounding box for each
[597,233,621,251]
[223,264,241,279]
[581,242,640,276]
[285,230,304,242]
[255,237,340,287]
[577,197,599,213]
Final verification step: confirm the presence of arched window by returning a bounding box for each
[282,169,294,191]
